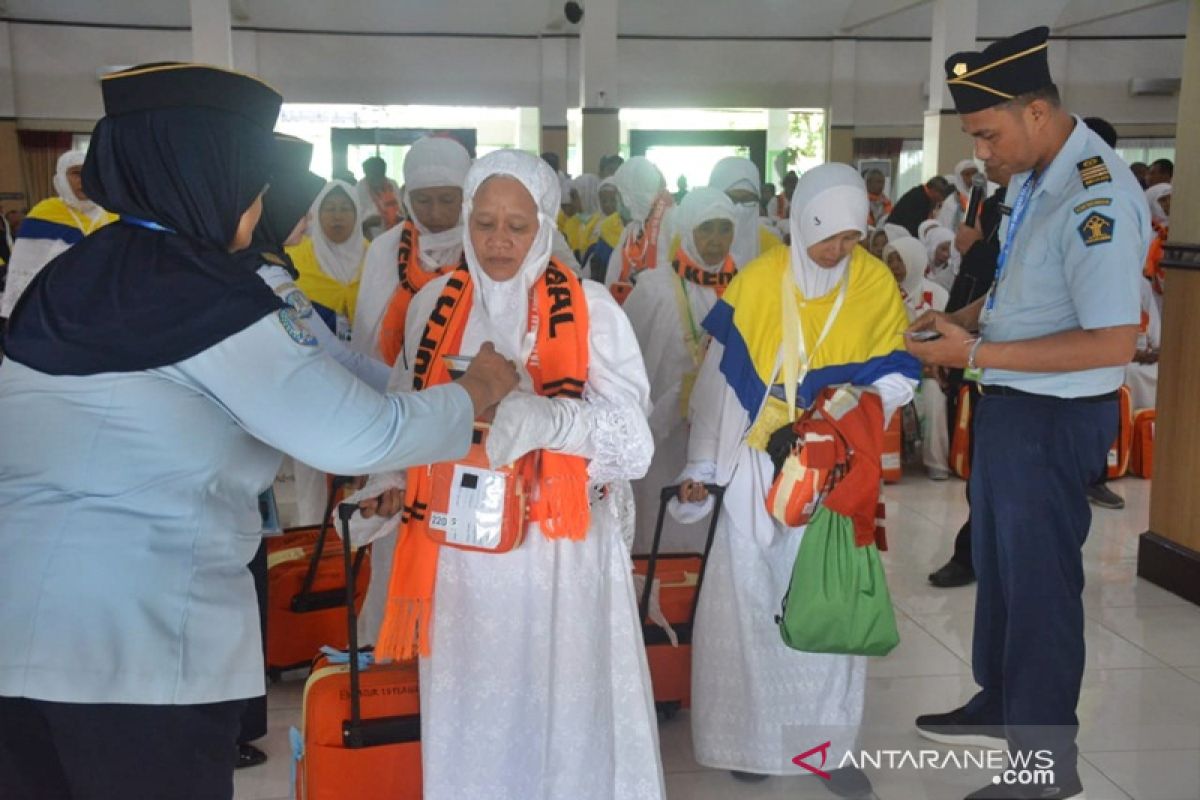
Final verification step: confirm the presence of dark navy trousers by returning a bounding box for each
[966,392,1117,785]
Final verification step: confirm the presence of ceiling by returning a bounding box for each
[3,0,1190,38]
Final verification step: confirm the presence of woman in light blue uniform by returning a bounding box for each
[0,63,515,800]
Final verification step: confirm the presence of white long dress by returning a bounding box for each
[674,339,913,774]
[623,265,719,554]
[390,275,665,800]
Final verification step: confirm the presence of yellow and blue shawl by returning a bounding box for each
[702,244,919,444]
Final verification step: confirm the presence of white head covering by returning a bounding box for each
[461,149,559,359]
[708,156,763,269]
[924,225,955,267]
[1145,183,1171,226]
[917,219,939,243]
[572,174,601,217]
[309,180,365,284]
[612,156,666,223]
[883,223,909,246]
[788,163,869,298]
[402,136,471,268]
[883,236,928,308]
[53,150,98,215]
[952,159,977,197]
[674,186,736,269]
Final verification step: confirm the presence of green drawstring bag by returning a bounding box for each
[777,506,900,656]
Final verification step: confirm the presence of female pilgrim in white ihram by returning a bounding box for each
[351,136,472,361]
[603,156,673,288]
[885,235,951,479]
[671,164,915,795]
[624,187,737,553]
[382,149,664,800]
[922,223,960,293]
[936,158,979,231]
[707,156,783,269]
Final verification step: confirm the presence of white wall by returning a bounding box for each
[2,21,1186,131]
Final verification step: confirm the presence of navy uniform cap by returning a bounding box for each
[945,27,1054,113]
[101,62,282,131]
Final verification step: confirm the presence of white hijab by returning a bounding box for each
[884,236,929,310]
[572,174,601,217]
[708,156,763,269]
[952,159,978,198]
[53,150,101,218]
[1145,183,1171,226]
[789,163,869,298]
[924,225,956,267]
[613,156,666,224]
[403,136,471,270]
[917,219,939,243]
[674,186,736,269]
[461,149,559,360]
[309,180,366,285]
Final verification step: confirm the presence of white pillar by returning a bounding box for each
[189,0,233,68]
[923,0,978,178]
[539,36,570,166]
[829,38,857,165]
[580,0,619,175]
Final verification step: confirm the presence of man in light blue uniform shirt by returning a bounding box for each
[905,27,1149,800]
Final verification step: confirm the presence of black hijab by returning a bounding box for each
[245,133,327,276]
[5,65,286,375]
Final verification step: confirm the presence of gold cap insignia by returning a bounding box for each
[953,62,968,77]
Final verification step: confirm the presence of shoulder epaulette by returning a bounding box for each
[1077,157,1111,188]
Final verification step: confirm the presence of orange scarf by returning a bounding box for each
[377,221,463,365]
[617,191,673,283]
[674,248,736,298]
[867,192,893,226]
[376,259,592,660]
[1143,222,1167,296]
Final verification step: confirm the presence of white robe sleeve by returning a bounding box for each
[603,226,631,288]
[350,224,404,358]
[163,311,474,476]
[552,282,654,483]
[1,236,69,318]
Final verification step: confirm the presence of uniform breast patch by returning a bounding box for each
[1077,157,1111,188]
[1073,197,1112,214]
[277,307,318,346]
[1078,212,1114,247]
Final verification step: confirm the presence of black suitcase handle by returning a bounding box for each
[336,501,420,749]
[291,475,359,613]
[637,483,725,630]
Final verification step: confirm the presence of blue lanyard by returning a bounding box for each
[121,215,175,234]
[985,171,1041,312]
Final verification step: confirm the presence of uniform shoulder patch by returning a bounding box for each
[1077,211,1115,247]
[1077,157,1111,188]
[282,288,314,319]
[1073,197,1112,214]
[277,307,318,346]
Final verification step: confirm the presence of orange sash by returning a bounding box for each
[617,191,673,283]
[377,221,463,365]
[376,259,592,660]
[1143,222,1167,296]
[673,248,736,298]
[867,193,893,226]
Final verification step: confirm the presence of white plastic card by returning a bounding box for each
[428,464,509,550]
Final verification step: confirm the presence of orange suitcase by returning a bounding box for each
[266,478,370,674]
[1105,386,1134,479]
[882,411,903,483]
[949,384,973,480]
[1131,409,1156,479]
[631,484,724,718]
[294,502,422,800]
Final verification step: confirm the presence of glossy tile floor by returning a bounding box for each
[237,475,1200,800]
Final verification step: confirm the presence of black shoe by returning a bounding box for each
[1086,483,1124,510]
[929,560,976,588]
[235,743,268,769]
[822,766,875,799]
[730,770,769,782]
[915,705,1006,750]
[964,777,1085,799]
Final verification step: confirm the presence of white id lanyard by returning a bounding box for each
[780,269,848,420]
